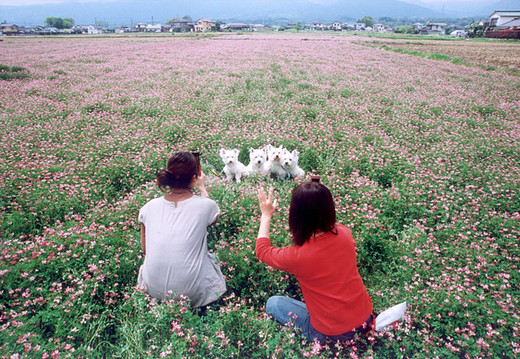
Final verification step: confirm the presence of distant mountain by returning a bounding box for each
[4,0,517,27]
[1,0,441,27]
[429,0,520,17]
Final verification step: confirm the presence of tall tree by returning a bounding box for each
[214,20,223,32]
[358,16,374,27]
[44,16,75,29]
[45,16,63,29]
[63,18,75,29]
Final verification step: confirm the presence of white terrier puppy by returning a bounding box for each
[263,145,287,180]
[282,149,305,179]
[220,149,247,183]
[246,147,268,175]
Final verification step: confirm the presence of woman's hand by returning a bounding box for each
[195,171,209,198]
[257,187,277,239]
[258,187,278,218]
[195,171,207,187]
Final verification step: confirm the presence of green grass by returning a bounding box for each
[0,64,30,80]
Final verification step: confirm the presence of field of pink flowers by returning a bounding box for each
[1,33,519,358]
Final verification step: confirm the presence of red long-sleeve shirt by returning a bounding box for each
[256,224,373,335]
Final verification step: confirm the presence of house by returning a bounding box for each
[43,27,61,35]
[485,10,520,38]
[373,23,391,32]
[135,23,147,32]
[0,23,18,35]
[331,21,342,31]
[353,22,366,31]
[87,25,103,34]
[169,19,191,32]
[146,23,162,32]
[251,24,271,32]
[420,22,447,35]
[488,10,520,29]
[310,23,327,31]
[19,26,44,35]
[115,26,131,34]
[195,18,212,32]
[72,25,89,34]
[412,23,424,33]
[222,23,250,31]
[168,19,187,32]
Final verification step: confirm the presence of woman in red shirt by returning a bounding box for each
[256,182,373,342]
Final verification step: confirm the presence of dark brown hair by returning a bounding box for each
[289,181,336,246]
[156,152,198,192]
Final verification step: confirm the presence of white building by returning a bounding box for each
[489,11,520,29]
[87,25,103,34]
[373,23,391,32]
[147,24,162,32]
[420,22,447,35]
[331,21,342,31]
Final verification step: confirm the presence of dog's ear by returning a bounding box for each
[220,149,225,156]
[293,150,299,157]
[233,149,239,155]
[250,148,254,154]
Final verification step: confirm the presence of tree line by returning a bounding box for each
[44,16,75,29]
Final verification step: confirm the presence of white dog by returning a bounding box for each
[246,147,268,175]
[282,149,305,179]
[263,145,287,180]
[220,149,247,183]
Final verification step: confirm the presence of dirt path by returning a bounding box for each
[360,38,520,71]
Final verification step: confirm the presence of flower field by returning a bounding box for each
[1,33,519,358]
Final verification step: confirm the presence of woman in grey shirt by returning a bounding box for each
[138,152,226,307]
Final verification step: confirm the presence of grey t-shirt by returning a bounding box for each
[138,196,226,307]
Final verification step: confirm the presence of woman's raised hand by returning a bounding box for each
[195,171,209,198]
[258,187,278,218]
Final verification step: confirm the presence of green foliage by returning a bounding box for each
[358,16,374,27]
[2,35,519,359]
[356,229,395,276]
[214,20,224,32]
[393,25,415,34]
[44,16,75,29]
[0,64,30,81]
[466,24,485,38]
[63,17,75,28]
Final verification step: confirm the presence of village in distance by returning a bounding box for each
[1,10,520,39]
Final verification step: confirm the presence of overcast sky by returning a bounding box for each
[0,0,488,6]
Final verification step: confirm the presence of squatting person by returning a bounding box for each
[137,151,226,307]
[255,182,374,342]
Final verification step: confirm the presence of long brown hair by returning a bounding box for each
[156,152,198,192]
[289,182,336,246]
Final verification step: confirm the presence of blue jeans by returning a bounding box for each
[266,296,372,343]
